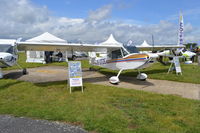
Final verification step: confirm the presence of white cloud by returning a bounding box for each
[0,0,199,45]
[87,5,112,22]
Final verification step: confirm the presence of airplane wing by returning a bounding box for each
[136,45,185,51]
[17,41,122,52]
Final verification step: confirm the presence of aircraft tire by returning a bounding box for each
[22,68,27,75]
[72,55,76,60]
[89,67,93,71]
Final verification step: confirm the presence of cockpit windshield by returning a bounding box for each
[0,44,13,53]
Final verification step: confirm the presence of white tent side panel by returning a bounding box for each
[26,51,45,63]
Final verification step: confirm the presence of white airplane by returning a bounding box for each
[0,39,28,78]
[157,49,196,63]
[134,42,196,64]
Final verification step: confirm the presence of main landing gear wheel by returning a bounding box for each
[109,69,123,84]
[72,55,76,61]
[22,68,27,75]
[89,67,94,71]
[109,76,120,84]
[136,73,148,81]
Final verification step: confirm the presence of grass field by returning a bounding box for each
[0,79,200,133]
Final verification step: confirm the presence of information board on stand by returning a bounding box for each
[168,56,182,75]
[68,61,83,93]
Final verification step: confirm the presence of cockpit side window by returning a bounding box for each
[0,44,13,54]
[111,49,122,59]
[7,46,13,53]
[124,46,139,53]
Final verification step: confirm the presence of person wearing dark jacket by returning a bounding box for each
[56,51,63,62]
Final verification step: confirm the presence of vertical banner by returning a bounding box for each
[68,61,83,93]
[178,13,184,46]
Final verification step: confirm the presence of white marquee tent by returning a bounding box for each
[26,32,67,63]
[136,40,153,52]
[90,34,123,58]
[99,34,122,46]
[140,40,151,47]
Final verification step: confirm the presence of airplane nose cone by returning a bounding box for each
[0,52,13,61]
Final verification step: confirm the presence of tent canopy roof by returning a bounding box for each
[100,34,122,46]
[26,32,67,43]
[140,40,151,47]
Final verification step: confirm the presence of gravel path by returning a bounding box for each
[3,66,200,100]
[0,115,87,133]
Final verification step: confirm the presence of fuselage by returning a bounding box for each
[0,52,17,68]
[0,40,18,68]
[91,52,158,70]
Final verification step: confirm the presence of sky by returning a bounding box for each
[1,0,200,45]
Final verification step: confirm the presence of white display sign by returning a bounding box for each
[173,57,182,74]
[168,56,182,75]
[69,78,83,87]
[68,61,83,93]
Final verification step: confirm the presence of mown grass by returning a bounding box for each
[92,62,200,84]
[0,79,200,133]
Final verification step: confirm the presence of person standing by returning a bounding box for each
[56,51,63,62]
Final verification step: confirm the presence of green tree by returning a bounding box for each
[184,43,197,49]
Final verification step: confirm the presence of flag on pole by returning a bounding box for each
[178,13,184,46]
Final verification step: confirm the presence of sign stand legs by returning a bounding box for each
[69,86,83,94]
[167,62,173,74]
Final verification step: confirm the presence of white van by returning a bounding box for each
[53,51,88,61]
